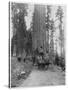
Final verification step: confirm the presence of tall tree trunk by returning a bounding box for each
[32,5,46,52]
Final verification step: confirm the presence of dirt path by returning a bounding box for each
[20,69,65,87]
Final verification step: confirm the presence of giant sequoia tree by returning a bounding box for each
[32,5,46,52]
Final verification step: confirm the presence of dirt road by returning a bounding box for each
[20,69,65,87]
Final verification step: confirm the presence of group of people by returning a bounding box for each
[17,46,65,71]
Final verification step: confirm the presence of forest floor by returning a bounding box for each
[11,56,65,87]
[11,56,33,87]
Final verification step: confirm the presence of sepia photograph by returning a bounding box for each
[9,2,66,88]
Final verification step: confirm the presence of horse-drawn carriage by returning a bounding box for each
[32,47,51,70]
